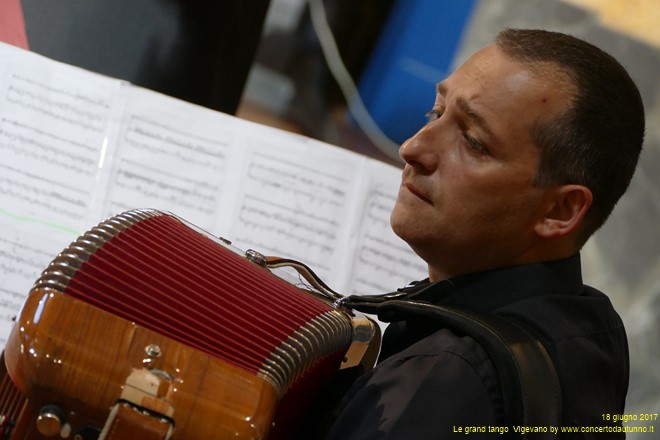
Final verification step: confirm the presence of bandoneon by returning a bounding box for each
[0,209,379,439]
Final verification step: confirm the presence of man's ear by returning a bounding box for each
[535,185,593,239]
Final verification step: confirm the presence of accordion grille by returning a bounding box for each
[31,209,352,393]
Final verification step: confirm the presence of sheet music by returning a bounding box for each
[0,44,121,339]
[346,160,427,295]
[227,127,364,287]
[0,42,428,343]
[0,216,77,345]
[0,43,120,231]
[103,86,237,230]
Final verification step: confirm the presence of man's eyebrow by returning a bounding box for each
[457,96,491,133]
[436,82,494,136]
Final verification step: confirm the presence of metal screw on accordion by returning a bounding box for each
[217,235,232,246]
[145,344,162,358]
[245,249,268,267]
[36,405,66,437]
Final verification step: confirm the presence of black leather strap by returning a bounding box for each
[345,298,562,439]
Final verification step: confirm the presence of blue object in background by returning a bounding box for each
[357,0,477,144]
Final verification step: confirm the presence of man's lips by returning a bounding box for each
[404,182,433,204]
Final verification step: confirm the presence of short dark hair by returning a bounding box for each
[495,28,645,245]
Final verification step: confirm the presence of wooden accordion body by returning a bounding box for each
[0,209,378,439]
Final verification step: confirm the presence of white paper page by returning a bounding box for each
[0,43,122,341]
[226,124,366,289]
[345,159,427,295]
[0,216,77,344]
[0,43,120,231]
[102,86,239,231]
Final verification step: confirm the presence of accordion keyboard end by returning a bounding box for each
[340,313,381,370]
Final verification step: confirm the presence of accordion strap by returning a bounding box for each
[344,297,562,438]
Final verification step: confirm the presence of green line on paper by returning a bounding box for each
[0,208,81,235]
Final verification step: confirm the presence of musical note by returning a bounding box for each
[0,221,74,346]
[6,74,108,133]
[0,48,119,236]
[102,86,234,230]
[0,119,97,176]
[246,153,347,207]
[345,161,427,295]
[123,114,227,171]
[0,163,90,222]
[228,133,363,285]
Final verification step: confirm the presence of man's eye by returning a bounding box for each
[425,110,443,123]
[464,133,489,154]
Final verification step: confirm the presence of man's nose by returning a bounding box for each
[399,124,439,173]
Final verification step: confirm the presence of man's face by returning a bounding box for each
[390,44,573,280]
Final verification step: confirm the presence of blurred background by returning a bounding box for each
[6,0,660,434]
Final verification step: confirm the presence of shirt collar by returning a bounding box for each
[400,254,584,313]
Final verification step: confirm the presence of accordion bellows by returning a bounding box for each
[2,209,364,439]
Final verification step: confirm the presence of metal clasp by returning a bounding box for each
[245,249,268,267]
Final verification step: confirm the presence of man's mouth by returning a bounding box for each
[405,182,433,205]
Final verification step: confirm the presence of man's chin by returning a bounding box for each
[390,217,421,246]
[389,212,406,240]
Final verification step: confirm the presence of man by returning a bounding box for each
[325,29,645,438]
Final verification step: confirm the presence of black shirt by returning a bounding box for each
[325,255,629,439]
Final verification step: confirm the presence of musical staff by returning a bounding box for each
[365,188,398,228]
[345,162,427,295]
[0,43,121,344]
[356,234,427,279]
[0,236,49,283]
[247,152,348,207]
[0,47,118,236]
[0,118,98,223]
[229,138,362,285]
[124,114,227,171]
[6,74,108,133]
[0,224,73,346]
[0,287,24,346]
[0,163,90,222]
[103,87,233,230]
[0,119,97,176]
[239,195,336,250]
